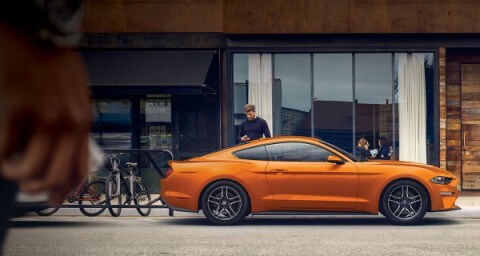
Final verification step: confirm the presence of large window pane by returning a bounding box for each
[92,100,131,149]
[314,54,353,152]
[355,54,393,158]
[233,54,249,143]
[138,96,172,193]
[394,53,434,164]
[140,96,172,151]
[274,54,311,136]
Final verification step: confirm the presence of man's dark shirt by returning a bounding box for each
[238,117,271,142]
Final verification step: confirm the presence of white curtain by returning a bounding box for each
[248,54,273,134]
[398,53,427,163]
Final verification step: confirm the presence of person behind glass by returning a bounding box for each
[375,136,391,160]
[238,104,271,143]
[356,137,371,160]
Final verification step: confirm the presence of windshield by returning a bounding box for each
[320,140,361,162]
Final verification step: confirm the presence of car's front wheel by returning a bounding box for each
[381,180,429,225]
[201,181,249,225]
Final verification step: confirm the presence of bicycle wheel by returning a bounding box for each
[35,207,60,216]
[134,180,152,217]
[106,173,125,217]
[78,179,107,217]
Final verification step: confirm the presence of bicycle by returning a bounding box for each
[35,178,107,217]
[105,153,152,217]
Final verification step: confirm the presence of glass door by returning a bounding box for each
[173,95,219,160]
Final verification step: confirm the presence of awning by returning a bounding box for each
[82,50,216,95]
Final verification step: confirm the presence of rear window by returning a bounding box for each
[233,146,269,161]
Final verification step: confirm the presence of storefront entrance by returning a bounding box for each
[461,64,480,189]
[173,95,219,160]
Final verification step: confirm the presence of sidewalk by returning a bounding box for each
[26,196,480,219]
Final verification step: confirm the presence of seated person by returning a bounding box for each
[356,137,371,160]
[375,137,391,160]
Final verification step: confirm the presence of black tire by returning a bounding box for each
[201,181,249,225]
[35,207,60,216]
[78,179,107,217]
[134,180,152,217]
[106,173,125,217]
[381,180,429,225]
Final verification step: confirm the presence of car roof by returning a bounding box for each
[194,136,326,160]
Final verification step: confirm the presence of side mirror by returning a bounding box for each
[327,155,345,165]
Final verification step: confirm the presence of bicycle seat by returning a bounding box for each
[126,162,138,167]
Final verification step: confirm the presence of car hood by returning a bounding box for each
[359,160,453,177]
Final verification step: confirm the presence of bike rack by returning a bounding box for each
[50,149,176,215]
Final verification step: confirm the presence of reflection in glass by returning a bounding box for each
[233,54,249,143]
[314,54,353,152]
[140,97,172,151]
[92,100,132,149]
[355,54,393,158]
[232,51,435,163]
[274,54,311,136]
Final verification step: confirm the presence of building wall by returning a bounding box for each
[84,0,480,34]
[446,48,480,189]
[84,0,223,33]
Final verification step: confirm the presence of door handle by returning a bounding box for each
[463,131,466,150]
[269,169,288,174]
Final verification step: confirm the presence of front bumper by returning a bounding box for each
[429,177,460,212]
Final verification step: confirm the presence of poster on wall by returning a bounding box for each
[146,101,171,123]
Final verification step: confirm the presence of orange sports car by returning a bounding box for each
[160,136,459,225]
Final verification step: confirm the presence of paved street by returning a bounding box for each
[3,211,480,256]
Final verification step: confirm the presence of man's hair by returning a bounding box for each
[379,137,387,145]
[244,104,255,112]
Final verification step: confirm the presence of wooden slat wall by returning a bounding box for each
[440,48,447,170]
[446,49,480,190]
[460,65,480,189]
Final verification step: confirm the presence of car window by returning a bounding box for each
[266,142,333,162]
[233,146,269,161]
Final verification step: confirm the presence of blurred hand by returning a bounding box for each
[241,136,250,142]
[0,24,91,204]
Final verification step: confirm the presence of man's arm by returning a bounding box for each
[262,119,271,138]
[238,122,246,142]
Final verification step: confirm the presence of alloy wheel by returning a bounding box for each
[206,186,243,221]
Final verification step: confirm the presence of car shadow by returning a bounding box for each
[160,216,460,226]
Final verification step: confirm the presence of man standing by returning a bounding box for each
[238,104,271,142]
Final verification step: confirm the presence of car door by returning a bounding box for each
[265,142,358,210]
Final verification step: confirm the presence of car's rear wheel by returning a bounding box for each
[201,181,249,225]
[381,180,429,225]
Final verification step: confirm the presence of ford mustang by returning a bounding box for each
[160,136,459,225]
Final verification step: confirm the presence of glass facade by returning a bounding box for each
[233,54,249,144]
[92,100,132,149]
[355,53,393,159]
[314,54,353,152]
[232,52,436,165]
[140,97,172,151]
[274,54,312,137]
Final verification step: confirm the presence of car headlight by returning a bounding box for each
[430,176,452,185]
